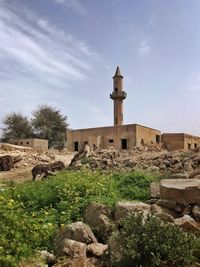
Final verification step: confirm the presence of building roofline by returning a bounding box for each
[162,133,200,139]
[67,123,160,132]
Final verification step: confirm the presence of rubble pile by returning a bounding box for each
[70,146,200,176]
[0,143,56,168]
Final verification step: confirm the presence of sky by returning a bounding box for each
[0,0,200,135]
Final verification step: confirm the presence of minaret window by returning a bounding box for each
[115,88,118,92]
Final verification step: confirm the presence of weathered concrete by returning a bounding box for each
[160,179,200,204]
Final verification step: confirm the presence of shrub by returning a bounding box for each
[112,171,158,201]
[0,170,160,265]
[111,212,196,267]
[0,195,55,266]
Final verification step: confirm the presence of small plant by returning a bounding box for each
[112,171,159,201]
[111,212,196,267]
[80,157,92,165]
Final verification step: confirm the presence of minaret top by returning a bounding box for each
[113,66,123,78]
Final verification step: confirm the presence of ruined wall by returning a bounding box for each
[162,133,200,151]
[183,134,200,150]
[33,139,48,151]
[13,139,48,151]
[67,124,161,152]
[161,134,184,151]
[67,124,138,151]
[136,125,161,146]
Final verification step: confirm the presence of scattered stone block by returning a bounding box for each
[160,179,200,204]
[114,201,151,221]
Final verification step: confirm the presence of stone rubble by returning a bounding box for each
[70,146,200,177]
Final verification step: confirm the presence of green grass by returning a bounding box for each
[0,169,160,266]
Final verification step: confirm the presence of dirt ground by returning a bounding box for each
[0,143,74,183]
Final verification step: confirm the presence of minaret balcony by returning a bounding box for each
[110,91,127,100]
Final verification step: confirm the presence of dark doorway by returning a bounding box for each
[188,143,191,150]
[74,141,79,151]
[121,139,127,149]
[156,135,161,143]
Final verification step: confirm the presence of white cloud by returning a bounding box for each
[138,40,152,56]
[53,0,87,16]
[0,0,101,128]
[0,1,99,84]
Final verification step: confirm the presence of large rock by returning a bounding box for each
[149,182,160,198]
[156,199,177,210]
[86,243,108,257]
[114,201,151,221]
[174,215,200,231]
[160,179,200,204]
[192,205,200,220]
[85,203,115,240]
[40,250,57,265]
[59,239,87,265]
[151,204,175,222]
[61,222,97,245]
[55,222,97,256]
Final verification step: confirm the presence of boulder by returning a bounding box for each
[160,179,200,204]
[174,215,200,231]
[60,222,97,245]
[114,201,151,221]
[146,166,160,173]
[40,250,57,265]
[86,243,108,257]
[156,199,177,210]
[151,204,175,222]
[61,239,87,265]
[170,173,189,179]
[84,203,115,240]
[149,182,160,198]
[192,205,200,220]
[155,212,174,223]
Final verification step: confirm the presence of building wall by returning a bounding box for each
[136,125,161,146]
[13,139,48,151]
[67,124,137,151]
[161,133,200,151]
[183,134,200,150]
[161,134,185,151]
[67,124,161,152]
[33,139,48,151]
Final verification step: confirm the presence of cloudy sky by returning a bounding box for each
[0,0,200,135]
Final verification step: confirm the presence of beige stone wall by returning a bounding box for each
[183,134,200,150]
[136,125,161,146]
[33,139,48,151]
[67,124,161,152]
[13,139,48,151]
[67,124,137,151]
[161,134,184,151]
[162,133,200,151]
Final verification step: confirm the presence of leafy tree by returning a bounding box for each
[1,112,33,142]
[32,105,68,149]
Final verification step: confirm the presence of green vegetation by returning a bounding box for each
[0,169,198,266]
[112,212,196,267]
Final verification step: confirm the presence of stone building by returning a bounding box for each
[67,67,161,152]
[161,133,200,151]
[67,66,200,152]
[13,138,48,151]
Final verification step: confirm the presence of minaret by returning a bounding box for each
[110,66,127,126]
